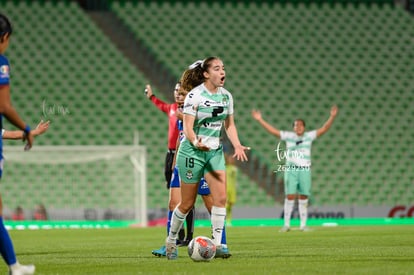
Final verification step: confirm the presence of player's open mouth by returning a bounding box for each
[221,77,225,82]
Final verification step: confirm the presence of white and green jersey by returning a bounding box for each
[280,130,317,167]
[183,84,233,149]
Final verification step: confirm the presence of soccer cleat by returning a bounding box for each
[151,245,166,257]
[300,227,312,232]
[177,239,190,247]
[9,263,35,275]
[214,245,232,259]
[279,226,290,233]
[166,239,178,260]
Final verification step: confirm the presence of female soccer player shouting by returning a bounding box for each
[166,57,249,260]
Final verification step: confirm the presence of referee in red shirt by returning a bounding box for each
[146,83,180,188]
[145,83,194,246]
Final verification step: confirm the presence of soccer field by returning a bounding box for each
[3,224,414,274]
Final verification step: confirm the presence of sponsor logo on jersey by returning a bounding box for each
[204,100,224,107]
[199,180,209,189]
[0,65,10,78]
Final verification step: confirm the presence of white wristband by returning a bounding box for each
[192,138,199,147]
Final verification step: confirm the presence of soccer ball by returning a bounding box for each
[187,236,216,262]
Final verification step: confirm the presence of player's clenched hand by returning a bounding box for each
[192,137,209,151]
[144,84,153,99]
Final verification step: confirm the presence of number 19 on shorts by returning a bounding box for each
[185,157,194,168]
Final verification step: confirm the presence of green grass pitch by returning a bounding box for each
[3,225,414,274]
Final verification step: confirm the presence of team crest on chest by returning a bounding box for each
[0,65,10,77]
[221,95,229,106]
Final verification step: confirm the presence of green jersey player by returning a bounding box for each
[166,57,249,260]
[252,105,338,232]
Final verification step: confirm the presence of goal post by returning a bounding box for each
[2,145,147,227]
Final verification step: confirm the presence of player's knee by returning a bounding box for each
[168,200,179,211]
[286,194,296,200]
[215,196,227,207]
[178,202,195,214]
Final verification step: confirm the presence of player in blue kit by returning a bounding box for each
[0,13,36,275]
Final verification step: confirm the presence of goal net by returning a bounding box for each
[1,145,147,227]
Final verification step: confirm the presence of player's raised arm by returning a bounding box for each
[316,105,338,137]
[251,109,281,138]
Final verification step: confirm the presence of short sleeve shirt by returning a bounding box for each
[0,55,10,150]
[183,84,233,149]
[280,130,317,166]
[0,55,10,85]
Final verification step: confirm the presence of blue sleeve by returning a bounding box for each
[177,120,183,131]
[0,55,10,85]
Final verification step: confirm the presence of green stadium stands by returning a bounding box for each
[111,0,414,206]
[1,1,170,210]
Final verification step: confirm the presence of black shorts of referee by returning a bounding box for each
[164,149,175,189]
